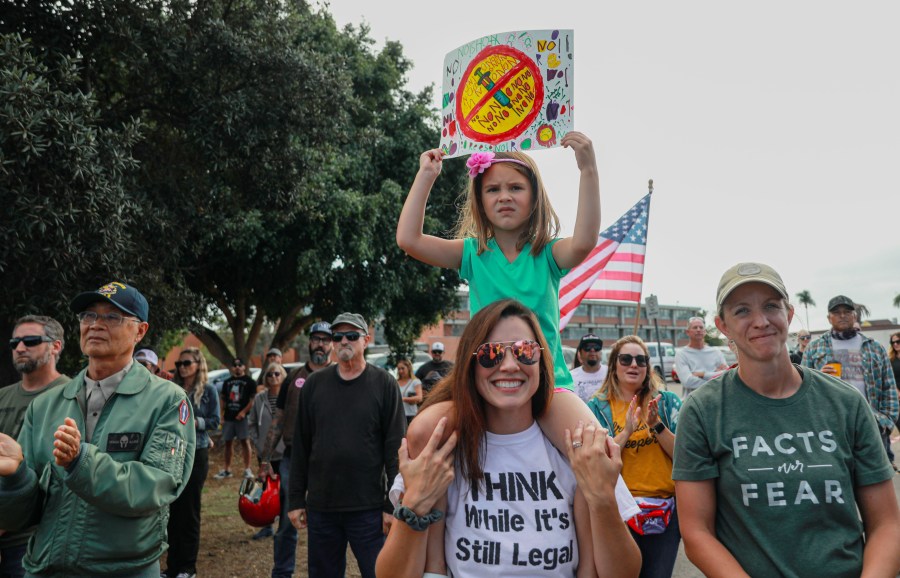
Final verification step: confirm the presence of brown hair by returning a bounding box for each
[422,299,554,485]
[890,331,900,361]
[454,153,560,256]
[396,358,414,379]
[175,347,209,406]
[596,335,665,410]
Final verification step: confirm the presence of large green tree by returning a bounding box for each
[2,0,463,367]
[0,34,148,383]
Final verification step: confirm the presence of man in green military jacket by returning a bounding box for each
[0,282,195,578]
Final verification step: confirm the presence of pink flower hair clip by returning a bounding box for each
[466,152,495,178]
[465,151,530,179]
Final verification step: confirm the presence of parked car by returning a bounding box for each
[645,341,676,380]
[713,345,738,367]
[366,350,431,378]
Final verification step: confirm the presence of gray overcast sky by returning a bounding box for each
[329,0,899,332]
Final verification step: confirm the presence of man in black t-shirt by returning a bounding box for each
[214,358,256,479]
[414,341,453,394]
[288,313,404,578]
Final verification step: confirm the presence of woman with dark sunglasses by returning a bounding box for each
[588,335,683,578]
[248,362,286,539]
[162,347,220,578]
[376,299,641,578]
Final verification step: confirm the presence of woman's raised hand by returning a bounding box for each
[624,395,642,438]
[398,417,457,516]
[566,421,622,506]
[646,394,662,428]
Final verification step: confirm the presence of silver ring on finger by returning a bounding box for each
[572,441,583,449]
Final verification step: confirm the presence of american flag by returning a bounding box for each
[559,193,652,330]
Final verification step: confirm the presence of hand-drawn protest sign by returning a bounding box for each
[439,30,574,159]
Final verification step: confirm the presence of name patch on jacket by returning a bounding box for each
[107,432,143,452]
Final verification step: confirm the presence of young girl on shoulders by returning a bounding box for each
[396,132,602,452]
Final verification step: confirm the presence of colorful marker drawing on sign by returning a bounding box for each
[439,29,573,159]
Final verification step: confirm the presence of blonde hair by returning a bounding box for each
[454,152,560,256]
[595,336,665,409]
[175,347,209,406]
[264,363,286,385]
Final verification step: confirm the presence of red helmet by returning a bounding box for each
[238,475,281,527]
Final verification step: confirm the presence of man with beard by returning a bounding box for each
[414,342,453,394]
[803,295,898,464]
[0,281,194,577]
[0,315,69,578]
[570,333,607,402]
[259,321,333,578]
[288,313,404,578]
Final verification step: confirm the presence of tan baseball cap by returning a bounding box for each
[716,262,788,309]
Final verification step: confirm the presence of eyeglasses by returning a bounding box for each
[232,361,244,367]
[332,331,364,342]
[266,371,282,378]
[175,360,194,368]
[798,335,811,341]
[77,311,140,326]
[580,344,602,352]
[617,354,649,367]
[9,335,53,349]
[891,340,900,345]
[473,340,542,368]
[432,350,443,355]
[310,335,330,344]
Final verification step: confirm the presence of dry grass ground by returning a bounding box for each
[161,441,362,578]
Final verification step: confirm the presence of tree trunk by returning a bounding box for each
[194,326,234,367]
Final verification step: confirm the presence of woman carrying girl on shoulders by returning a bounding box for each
[397,133,602,451]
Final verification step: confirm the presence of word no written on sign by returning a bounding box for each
[439,29,574,159]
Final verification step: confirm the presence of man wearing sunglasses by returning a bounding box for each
[258,321,333,578]
[0,315,70,577]
[288,313,404,578]
[0,281,195,578]
[414,341,453,394]
[570,333,608,402]
[674,316,728,397]
[803,295,898,465]
[215,357,257,480]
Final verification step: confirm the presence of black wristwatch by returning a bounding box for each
[651,422,666,435]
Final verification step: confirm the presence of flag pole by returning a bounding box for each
[631,179,653,335]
